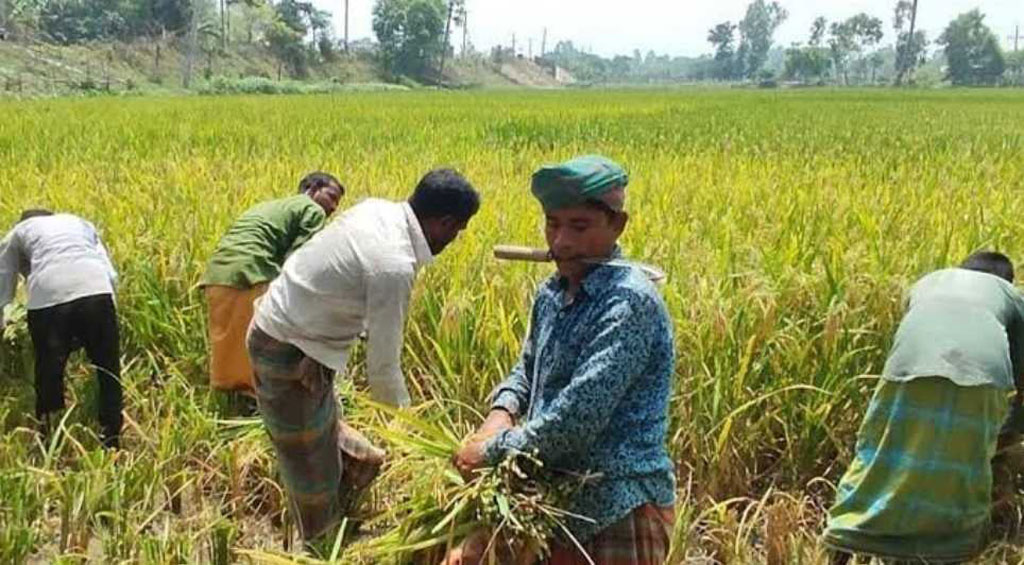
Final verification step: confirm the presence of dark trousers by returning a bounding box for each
[27,293,121,448]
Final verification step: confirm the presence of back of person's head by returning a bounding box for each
[408,169,480,222]
[19,209,54,223]
[298,172,343,194]
[961,250,1014,283]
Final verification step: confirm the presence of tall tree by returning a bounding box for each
[937,9,1005,85]
[736,0,787,78]
[809,16,826,47]
[783,17,830,84]
[265,0,316,77]
[437,0,464,75]
[372,0,447,79]
[893,0,926,85]
[707,21,737,80]
[828,13,883,85]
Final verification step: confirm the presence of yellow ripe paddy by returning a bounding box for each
[2,89,1024,563]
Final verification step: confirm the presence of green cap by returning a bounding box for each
[531,155,628,212]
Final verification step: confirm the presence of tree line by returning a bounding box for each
[0,0,468,82]
[703,0,1017,86]
[0,0,1021,87]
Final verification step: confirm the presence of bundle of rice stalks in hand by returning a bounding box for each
[359,401,595,565]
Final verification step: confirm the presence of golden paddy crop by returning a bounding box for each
[2,89,1024,563]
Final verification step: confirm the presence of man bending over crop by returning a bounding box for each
[824,251,1024,564]
[0,210,121,448]
[449,155,676,565]
[201,172,343,397]
[247,169,479,545]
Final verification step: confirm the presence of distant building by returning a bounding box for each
[553,65,575,85]
[534,58,576,85]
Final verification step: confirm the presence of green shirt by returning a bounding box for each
[883,268,1024,390]
[201,195,325,289]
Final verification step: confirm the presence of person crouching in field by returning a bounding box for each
[448,156,677,565]
[247,169,479,547]
[200,172,343,401]
[0,210,121,449]
[824,251,1024,564]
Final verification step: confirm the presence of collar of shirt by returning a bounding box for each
[543,245,624,307]
[401,202,434,269]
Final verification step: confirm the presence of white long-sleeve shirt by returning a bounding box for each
[252,199,433,407]
[0,214,118,315]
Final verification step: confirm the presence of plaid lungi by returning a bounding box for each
[824,377,1007,563]
[206,283,268,392]
[247,324,385,542]
[546,504,674,565]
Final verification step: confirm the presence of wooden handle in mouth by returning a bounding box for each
[493,245,552,262]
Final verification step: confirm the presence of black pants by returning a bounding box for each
[27,293,121,447]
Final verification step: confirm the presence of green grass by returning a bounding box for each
[2,88,1024,562]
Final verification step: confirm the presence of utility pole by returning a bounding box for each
[183,0,199,88]
[541,27,547,57]
[344,0,350,52]
[1009,24,1020,52]
[512,33,516,56]
[528,38,532,59]
[439,0,455,76]
[461,8,468,56]
[220,0,227,49]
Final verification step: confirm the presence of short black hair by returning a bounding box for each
[19,209,54,222]
[961,250,1014,283]
[408,168,480,222]
[298,171,344,195]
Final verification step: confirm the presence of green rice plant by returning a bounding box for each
[355,401,593,564]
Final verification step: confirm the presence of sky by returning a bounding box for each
[313,0,1023,59]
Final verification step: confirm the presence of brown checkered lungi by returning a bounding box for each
[247,323,385,542]
[546,504,675,565]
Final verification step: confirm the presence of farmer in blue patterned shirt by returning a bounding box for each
[447,155,677,565]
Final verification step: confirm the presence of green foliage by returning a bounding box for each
[828,13,884,85]
[707,22,738,80]
[372,0,446,80]
[541,42,713,84]
[196,75,408,94]
[265,0,336,78]
[938,9,1005,86]
[33,0,192,43]
[783,45,830,84]
[736,0,787,79]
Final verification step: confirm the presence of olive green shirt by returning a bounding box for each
[883,268,1024,391]
[201,195,325,289]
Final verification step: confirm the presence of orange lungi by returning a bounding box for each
[205,283,268,392]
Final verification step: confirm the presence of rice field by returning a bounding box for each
[2,88,1024,563]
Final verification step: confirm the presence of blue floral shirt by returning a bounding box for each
[484,262,677,542]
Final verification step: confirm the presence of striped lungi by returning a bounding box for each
[824,376,1007,563]
[247,323,385,542]
[546,504,674,565]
